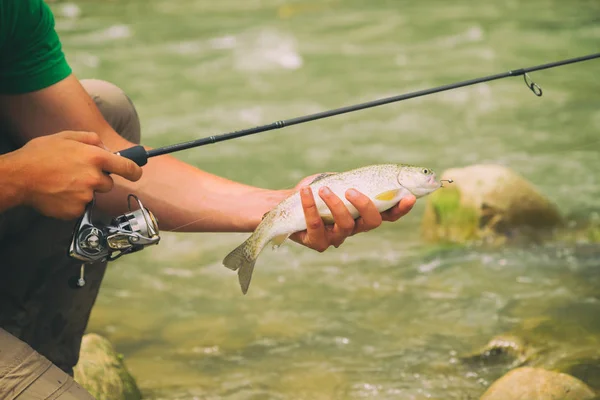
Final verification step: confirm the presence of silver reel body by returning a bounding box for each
[68,194,160,287]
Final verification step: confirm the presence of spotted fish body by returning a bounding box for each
[223,164,443,294]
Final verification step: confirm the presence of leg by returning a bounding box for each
[81,79,141,144]
[0,328,95,400]
[0,79,142,376]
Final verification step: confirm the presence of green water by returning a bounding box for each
[51,0,600,398]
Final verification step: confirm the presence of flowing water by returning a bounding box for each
[51,0,600,398]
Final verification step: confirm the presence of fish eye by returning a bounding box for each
[422,168,429,174]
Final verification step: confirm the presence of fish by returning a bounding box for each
[223,164,445,294]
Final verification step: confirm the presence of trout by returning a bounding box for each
[223,164,446,294]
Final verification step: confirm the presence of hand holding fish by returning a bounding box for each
[289,173,417,252]
[223,164,445,294]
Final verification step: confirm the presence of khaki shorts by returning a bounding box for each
[0,79,142,399]
[0,328,94,399]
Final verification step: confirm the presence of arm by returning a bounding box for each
[0,0,276,232]
[0,75,415,241]
[0,74,291,232]
[0,152,25,213]
[0,0,414,250]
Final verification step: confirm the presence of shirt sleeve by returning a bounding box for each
[0,0,72,94]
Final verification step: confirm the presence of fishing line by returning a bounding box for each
[116,52,600,166]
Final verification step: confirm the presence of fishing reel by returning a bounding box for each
[68,194,160,288]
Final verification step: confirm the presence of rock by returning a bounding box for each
[421,164,563,244]
[73,333,142,400]
[480,367,596,400]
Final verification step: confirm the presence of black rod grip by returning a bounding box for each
[116,145,149,166]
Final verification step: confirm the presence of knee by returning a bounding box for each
[81,79,141,145]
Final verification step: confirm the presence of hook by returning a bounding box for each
[440,179,453,188]
[523,73,543,97]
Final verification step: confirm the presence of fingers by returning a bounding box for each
[299,186,328,252]
[60,130,106,149]
[345,188,382,234]
[100,152,144,182]
[61,130,143,181]
[93,173,115,193]
[381,194,416,222]
[318,187,355,248]
[294,185,417,253]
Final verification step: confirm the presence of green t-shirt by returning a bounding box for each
[0,0,72,94]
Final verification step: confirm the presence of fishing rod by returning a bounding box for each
[116,52,600,166]
[68,52,600,282]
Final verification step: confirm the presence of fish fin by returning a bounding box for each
[375,189,400,201]
[310,172,337,184]
[271,233,290,250]
[321,214,335,225]
[223,239,258,295]
[237,260,256,295]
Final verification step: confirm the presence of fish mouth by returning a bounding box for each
[428,175,441,187]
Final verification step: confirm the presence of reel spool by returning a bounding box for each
[68,194,160,288]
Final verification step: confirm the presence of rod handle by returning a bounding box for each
[116,145,148,166]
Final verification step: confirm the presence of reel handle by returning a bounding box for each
[116,145,148,166]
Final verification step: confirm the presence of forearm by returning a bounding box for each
[0,75,293,233]
[93,127,292,233]
[95,137,293,232]
[0,152,24,213]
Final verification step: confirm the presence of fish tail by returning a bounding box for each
[223,220,273,295]
[223,239,258,295]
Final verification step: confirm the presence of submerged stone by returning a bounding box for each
[73,333,142,400]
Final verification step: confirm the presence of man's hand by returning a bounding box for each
[7,131,143,220]
[289,174,417,252]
